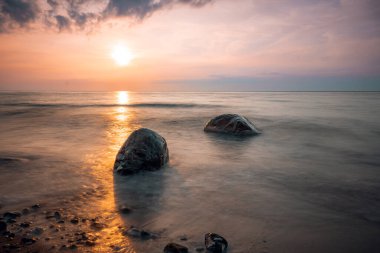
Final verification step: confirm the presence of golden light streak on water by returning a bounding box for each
[81,92,139,252]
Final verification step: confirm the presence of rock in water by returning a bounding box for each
[164,243,188,253]
[205,233,228,253]
[204,114,260,136]
[114,128,169,175]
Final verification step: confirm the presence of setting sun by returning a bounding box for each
[117,91,129,104]
[111,44,133,66]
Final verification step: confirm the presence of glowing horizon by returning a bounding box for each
[0,0,379,91]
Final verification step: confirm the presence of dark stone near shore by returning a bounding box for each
[119,205,132,214]
[114,128,169,175]
[70,217,79,224]
[22,208,30,215]
[2,231,15,239]
[204,114,260,136]
[90,221,105,230]
[31,204,41,209]
[21,237,37,245]
[0,221,6,231]
[205,233,228,253]
[3,212,21,219]
[20,221,31,228]
[32,227,44,235]
[124,227,141,237]
[123,227,156,239]
[6,218,16,223]
[54,211,61,220]
[164,243,188,253]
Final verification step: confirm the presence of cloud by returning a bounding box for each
[55,15,70,31]
[0,0,213,32]
[0,0,39,31]
[105,0,212,18]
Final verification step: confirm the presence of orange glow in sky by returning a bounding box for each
[0,0,379,91]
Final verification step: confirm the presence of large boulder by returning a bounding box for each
[114,128,169,175]
[204,114,260,136]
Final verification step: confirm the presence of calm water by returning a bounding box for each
[0,92,379,252]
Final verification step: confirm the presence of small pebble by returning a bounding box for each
[140,230,153,239]
[0,221,6,231]
[70,217,79,224]
[91,222,105,230]
[119,205,132,214]
[164,243,188,253]
[85,240,96,246]
[21,237,37,245]
[31,204,41,209]
[6,218,16,223]
[32,227,44,235]
[20,221,31,228]
[125,227,140,237]
[3,212,21,219]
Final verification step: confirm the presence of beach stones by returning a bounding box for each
[204,114,260,136]
[164,242,188,253]
[114,128,169,175]
[205,233,228,253]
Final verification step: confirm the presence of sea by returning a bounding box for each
[0,91,379,253]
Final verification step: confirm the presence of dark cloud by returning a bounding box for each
[104,0,212,19]
[55,15,70,31]
[0,0,39,31]
[0,0,213,32]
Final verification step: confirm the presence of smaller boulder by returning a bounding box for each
[164,243,188,253]
[204,114,260,136]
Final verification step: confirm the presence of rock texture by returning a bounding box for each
[205,233,228,253]
[114,128,169,175]
[204,114,260,136]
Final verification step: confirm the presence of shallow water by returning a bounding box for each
[0,91,380,252]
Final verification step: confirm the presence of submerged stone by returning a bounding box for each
[204,114,260,136]
[119,205,132,214]
[114,128,169,175]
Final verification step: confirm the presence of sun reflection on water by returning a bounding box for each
[81,91,139,252]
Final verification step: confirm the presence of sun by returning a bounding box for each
[111,44,133,66]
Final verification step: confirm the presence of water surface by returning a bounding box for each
[0,92,379,252]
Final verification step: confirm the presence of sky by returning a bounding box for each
[0,0,379,91]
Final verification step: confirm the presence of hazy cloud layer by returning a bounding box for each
[0,0,213,32]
